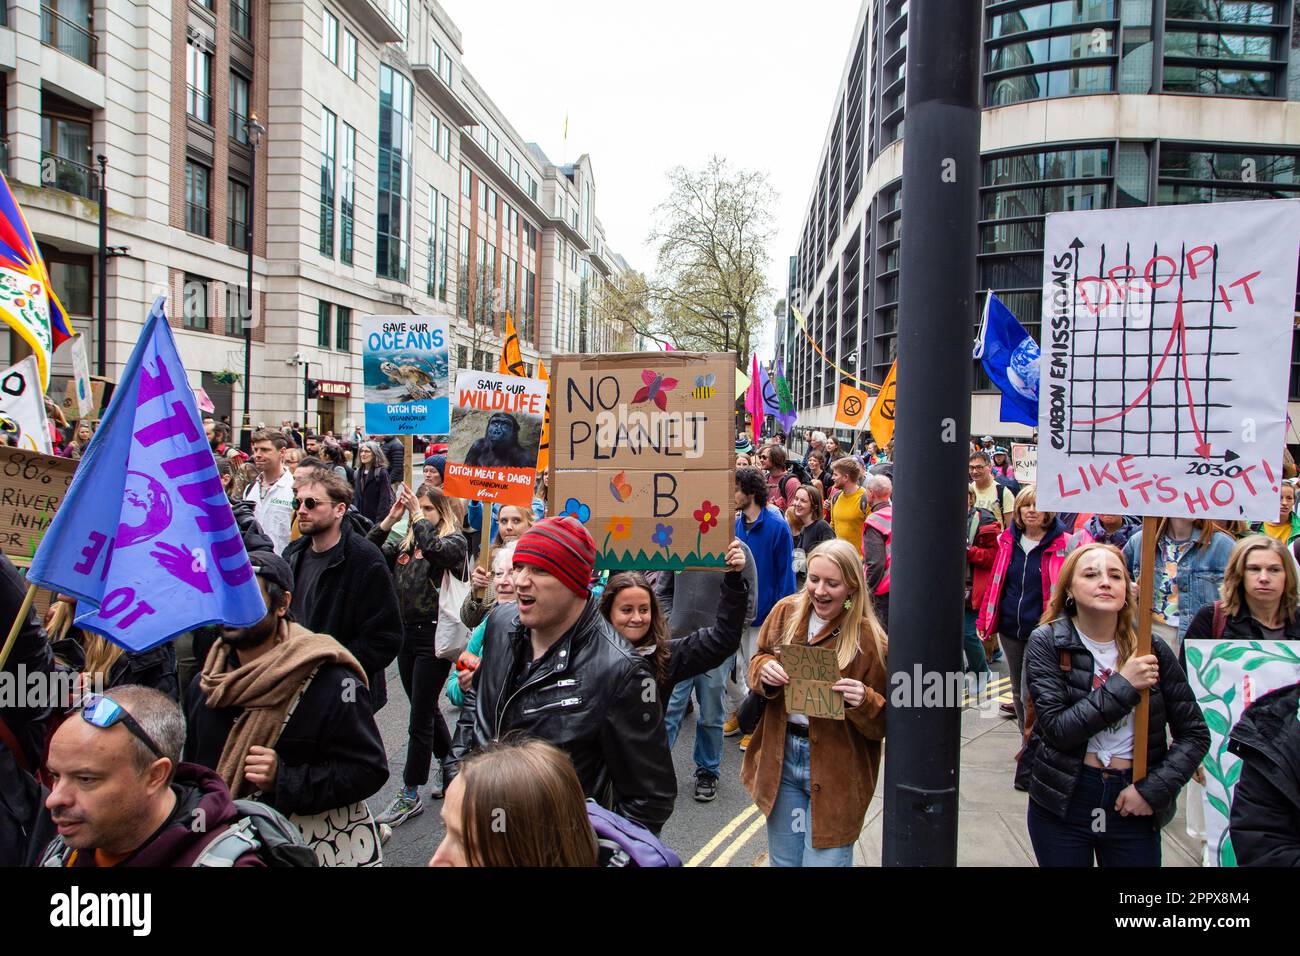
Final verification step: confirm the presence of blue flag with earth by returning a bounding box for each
[27,296,266,652]
[973,291,1040,427]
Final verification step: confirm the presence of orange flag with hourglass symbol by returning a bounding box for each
[835,382,869,427]
[497,312,551,473]
[868,360,897,447]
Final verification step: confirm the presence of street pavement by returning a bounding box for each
[370,656,1205,867]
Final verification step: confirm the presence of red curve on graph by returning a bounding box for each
[1072,291,1212,458]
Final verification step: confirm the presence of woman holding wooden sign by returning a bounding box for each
[1024,542,1208,867]
[741,538,888,867]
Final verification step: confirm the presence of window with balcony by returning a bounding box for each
[983,0,1117,105]
[186,160,211,237]
[377,65,414,282]
[187,40,212,124]
[41,110,96,200]
[320,107,336,257]
[1162,0,1285,95]
[340,122,356,265]
[228,179,249,250]
[183,274,210,330]
[229,72,250,144]
[42,0,96,66]
[231,0,251,40]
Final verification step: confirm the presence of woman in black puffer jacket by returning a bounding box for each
[1024,542,1209,867]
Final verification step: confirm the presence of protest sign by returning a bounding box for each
[63,377,107,421]
[1011,443,1037,484]
[835,381,868,427]
[781,643,844,720]
[0,356,51,453]
[69,333,93,419]
[1036,200,1300,521]
[0,446,75,561]
[444,370,546,507]
[361,315,450,434]
[549,352,734,571]
[1184,638,1300,866]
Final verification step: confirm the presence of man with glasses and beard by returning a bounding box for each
[282,469,402,712]
[183,553,388,824]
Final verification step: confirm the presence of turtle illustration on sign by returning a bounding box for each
[378,359,444,402]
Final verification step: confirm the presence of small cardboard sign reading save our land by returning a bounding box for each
[781,642,845,720]
[549,351,735,572]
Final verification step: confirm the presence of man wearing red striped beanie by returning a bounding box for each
[447,516,677,833]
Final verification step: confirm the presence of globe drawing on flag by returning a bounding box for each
[1007,337,1040,403]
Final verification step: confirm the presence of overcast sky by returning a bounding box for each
[441,0,862,356]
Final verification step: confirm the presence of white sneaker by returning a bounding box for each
[379,823,393,846]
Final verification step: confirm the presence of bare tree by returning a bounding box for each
[632,156,778,368]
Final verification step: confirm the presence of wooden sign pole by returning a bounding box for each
[1132,515,1159,781]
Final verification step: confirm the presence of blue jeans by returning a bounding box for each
[766,732,855,867]
[664,659,728,776]
[1027,765,1161,867]
[963,607,989,674]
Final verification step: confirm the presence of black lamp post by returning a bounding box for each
[240,112,266,454]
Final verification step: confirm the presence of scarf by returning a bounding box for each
[199,623,366,798]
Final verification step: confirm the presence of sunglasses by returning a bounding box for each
[293,496,334,511]
[81,694,166,760]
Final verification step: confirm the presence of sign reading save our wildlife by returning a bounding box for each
[781,642,844,720]
[1035,200,1300,521]
[550,352,734,571]
[444,370,546,508]
[361,315,450,435]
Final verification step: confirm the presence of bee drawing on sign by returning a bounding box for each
[690,373,717,400]
[632,369,678,411]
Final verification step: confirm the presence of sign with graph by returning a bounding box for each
[1036,199,1300,521]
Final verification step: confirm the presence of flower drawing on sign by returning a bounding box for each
[652,523,674,553]
[602,515,633,554]
[693,500,720,534]
[632,369,678,411]
[561,497,591,523]
[609,470,633,502]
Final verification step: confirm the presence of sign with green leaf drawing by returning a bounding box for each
[1184,638,1300,867]
[549,352,735,571]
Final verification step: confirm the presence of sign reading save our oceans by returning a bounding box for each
[361,315,450,434]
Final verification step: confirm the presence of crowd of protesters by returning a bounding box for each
[4,413,1300,870]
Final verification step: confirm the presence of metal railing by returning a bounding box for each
[186,201,210,238]
[41,5,96,66]
[188,87,211,124]
[229,109,249,144]
[41,151,97,199]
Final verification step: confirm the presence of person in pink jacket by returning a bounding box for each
[977,486,1091,728]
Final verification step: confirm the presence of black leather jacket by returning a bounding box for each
[448,598,677,834]
[1025,617,1209,820]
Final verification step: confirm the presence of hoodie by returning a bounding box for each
[735,506,796,626]
[1227,681,1300,867]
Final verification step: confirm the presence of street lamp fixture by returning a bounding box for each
[240,112,266,454]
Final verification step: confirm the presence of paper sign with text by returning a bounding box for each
[1037,200,1300,521]
[549,352,734,571]
[0,447,76,560]
[1011,443,1037,484]
[781,643,844,720]
[362,315,450,434]
[0,356,51,453]
[70,333,93,419]
[444,370,546,507]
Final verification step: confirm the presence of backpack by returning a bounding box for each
[585,800,681,867]
[787,458,812,486]
[191,801,319,867]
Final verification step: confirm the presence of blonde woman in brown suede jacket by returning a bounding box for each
[741,538,888,866]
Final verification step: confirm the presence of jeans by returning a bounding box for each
[766,732,855,867]
[1027,765,1161,867]
[664,659,729,776]
[999,632,1028,731]
[724,625,761,716]
[963,608,989,675]
[397,623,453,789]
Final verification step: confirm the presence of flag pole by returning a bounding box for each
[0,584,38,673]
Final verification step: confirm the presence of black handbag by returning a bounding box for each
[737,689,766,735]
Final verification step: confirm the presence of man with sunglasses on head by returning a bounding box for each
[40,685,266,867]
[282,468,402,712]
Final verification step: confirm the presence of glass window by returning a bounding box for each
[229,72,250,144]
[459,225,471,318]
[47,259,92,316]
[438,193,450,301]
[317,300,331,348]
[320,108,336,257]
[322,9,338,62]
[1165,0,1279,24]
[185,160,210,236]
[186,41,212,124]
[461,164,472,197]
[342,29,357,80]
[1163,64,1275,95]
[227,179,249,251]
[336,306,351,351]
[183,275,210,330]
[989,0,1116,38]
[226,285,247,336]
[439,123,450,162]
[1157,145,1300,203]
[340,122,356,265]
[377,65,414,282]
[231,0,251,40]
[387,0,407,36]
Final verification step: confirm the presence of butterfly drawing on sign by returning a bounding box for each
[632,369,679,411]
[609,470,633,503]
[690,372,717,400]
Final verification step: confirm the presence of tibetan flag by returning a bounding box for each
[498,312,527,377]
[973,291,1039,427]
[0,171,74,390]
[869,360,897,447]
[745,352,763,444]
[26,296,266,652]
